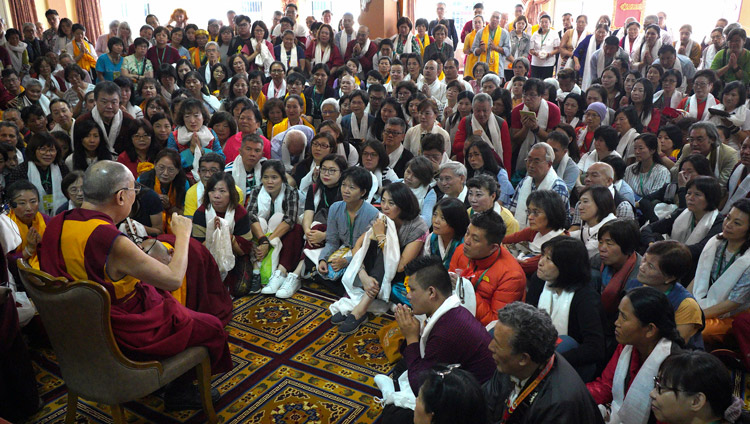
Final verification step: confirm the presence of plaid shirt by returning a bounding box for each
[508,175,571,215]
[245,185,299,227]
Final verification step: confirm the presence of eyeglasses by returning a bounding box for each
[526,208,544,217]
[435,364,461,380]
[685,137,708,143]
[155,165,179,175]
[653,376,681,395]
[319,166,339,175]
[132,134,151,140]
[118,181,142,195]
[362,151,378,158]
[384,129,403,137]
[312,142,330,149]
[38,146,57,154]
[199,167,221,175]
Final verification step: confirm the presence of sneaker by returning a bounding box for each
[276,273,301,299]
[248,272,262,294]
[330,311,347,325]
[261,270,286,295]
[338,313,368,335]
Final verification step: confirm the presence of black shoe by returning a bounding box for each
[338,313,368,335]
[331,311,347,325]
[248,272,262,294]
[164,383,220,411]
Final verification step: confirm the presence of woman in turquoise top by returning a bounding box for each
[425,197,470,270]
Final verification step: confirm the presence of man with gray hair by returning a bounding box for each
[437,160,469,205]
[198,41,221,84]
[509,142,569,229]
[672,121,738,189]
[271,126,310,171]
[334,13,356,58]
[38,160,232,410]
[484,302,604,423]
[569,161,635,229]
[453,92,511,167]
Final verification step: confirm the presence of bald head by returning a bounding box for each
[141,239,173,264]
[83,160,133,204]
[284,129,307,156]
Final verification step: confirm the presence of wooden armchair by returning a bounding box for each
[17,260,218,424]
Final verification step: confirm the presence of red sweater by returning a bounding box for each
[449,245,526,325]
[453,115,512,167]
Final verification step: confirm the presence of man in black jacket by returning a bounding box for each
[428,2,459,49]
[484,302,604,424]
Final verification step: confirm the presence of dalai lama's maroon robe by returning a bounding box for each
[155,234,233,326]
[38,209,232,374]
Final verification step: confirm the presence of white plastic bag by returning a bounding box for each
[207,217,235,280]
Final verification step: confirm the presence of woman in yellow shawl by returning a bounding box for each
[189,30,210,68]
[415,19,433,58]
[67,24,97,73]
[463,15,485,79]
[6,180,48,269]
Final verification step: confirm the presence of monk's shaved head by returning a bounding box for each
[141,239,172,264]
[83,160,132,204]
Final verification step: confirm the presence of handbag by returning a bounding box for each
[377,320,404,363]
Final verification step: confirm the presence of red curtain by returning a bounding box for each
[8,0,38,30]
[75,0,103,43]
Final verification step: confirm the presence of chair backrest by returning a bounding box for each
[17,260,163,403]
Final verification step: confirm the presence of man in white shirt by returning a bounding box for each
[422,60,446,107]
[271,3,309,40]
[443,58,472,92]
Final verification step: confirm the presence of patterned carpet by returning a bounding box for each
[23,285,395,423]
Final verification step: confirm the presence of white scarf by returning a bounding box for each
[581,35,601,91]
[516,100,550,171]
[27,161,66,215]
[654,90,683,109]
[710,103,748,129]
[388,144,405,171]
[471,114,505,165]
[616,128,639,160]
[392,33,414,54]
[7,41,27,73]
[693,236,750,310]
[90,107,123,151]
[609,338,673,424]
[724,164,750,214]
[358,39,372,59]
[338,30,354,58]
[314,42,332,65]
[687,93,717,121]
[528,228,565,256]
[279,44,299,68]
[230,155,263,199]
[330,213,400,316]
[268,79,286,98]
[624,35,642,60]
[670,208,719,245]
[256,184,286,222]
[701,44,719,70]
[410,184,430,208]
[350,113,369,140]
[177,126,214,181]
[419,294,461,356]
[298,162,319,207]
[195,181,205,210]
[537,283,575,335]
[38,74,62,98]
[514,168,559,229]
[254,40,273,74]
[677,39,694,58]
[555,153,572,184]
[204,203,236,272]
[637,39,662,67]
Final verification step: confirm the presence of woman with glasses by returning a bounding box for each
[652,69,683,111]
[283,154,348,297]
[242,22,275,75]
[650,351,749,424]
[137,148,189,233]
[403,99,450,156]
[65,118,113,172]
[191,172,255,293]
[587,287,684,424]
[504,189,567,275]
[55,170,84,214]
[7,133,70,216]
[359,139,398,204]
[292,132,337,194]
[677,70,717,122]
[118,119,160,178]
[166,98,225,183]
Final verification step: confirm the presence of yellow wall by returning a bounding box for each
[741,0,750,29]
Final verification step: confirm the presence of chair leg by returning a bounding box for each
[110,404,126,424]
[196,357,218,424]
[64,391,78,424]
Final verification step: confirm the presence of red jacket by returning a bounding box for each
[453,114,512,167]
[304,42,344,69]
[343,39,379,73]
[586,344,641,405]
[449,244,526,325]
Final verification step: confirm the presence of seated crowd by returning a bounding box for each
[2,3,750,424]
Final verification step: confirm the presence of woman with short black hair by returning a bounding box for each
[425,197,469,269]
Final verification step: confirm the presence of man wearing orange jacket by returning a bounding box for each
[449,211,526,326]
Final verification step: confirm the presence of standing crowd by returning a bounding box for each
[1,3,750,423]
